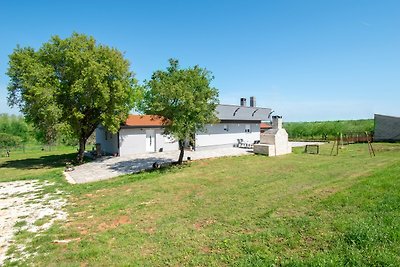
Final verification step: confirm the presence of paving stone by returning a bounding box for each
[65,147,252,184]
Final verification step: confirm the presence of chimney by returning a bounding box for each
[272,116,283,129]
[240,97,247,107]
[250,96,256,107]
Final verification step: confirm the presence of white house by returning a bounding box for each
[96,99,272,156]
[195,104,271,150]
[96,115,178,156]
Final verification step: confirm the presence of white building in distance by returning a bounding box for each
[96,99,272,156]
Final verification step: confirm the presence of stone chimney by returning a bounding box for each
[250,96,256,107]
[272,116,283,129]
[255,115,292,156]
[240,97,247,107]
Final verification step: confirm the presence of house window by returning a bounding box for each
[245,124,251,133]
[224,124,229,132]
[105,131,112,140]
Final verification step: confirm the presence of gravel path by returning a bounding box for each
[0,180,67,265]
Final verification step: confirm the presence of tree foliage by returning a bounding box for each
[0,133,22,148]
[0,114,29,143]
[141,59,219,164]
[7,33,138,162]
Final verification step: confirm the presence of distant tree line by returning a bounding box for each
[0,114,30,148]
[0,113,93,149]
[284,119,374,140]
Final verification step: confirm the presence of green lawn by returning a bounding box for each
[2,143,400,266]
[0,145,76,182]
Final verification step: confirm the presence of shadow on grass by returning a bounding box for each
[105,157,180,175]
[0,153,77,170]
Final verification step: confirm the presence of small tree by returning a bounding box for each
[7,33,138,162]
[141,59,219,164]
[0,133,22,149]
[0,114,29,143]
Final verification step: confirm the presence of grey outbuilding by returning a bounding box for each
[374,114,400,142]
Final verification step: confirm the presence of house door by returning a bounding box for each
[146,130,156,152]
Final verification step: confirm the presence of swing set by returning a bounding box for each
[330,131,375,157]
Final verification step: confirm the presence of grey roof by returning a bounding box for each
[216,104,272,121]
[374,114,400,142]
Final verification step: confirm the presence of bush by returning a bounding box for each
[0,133,22,148]
[0,113,30,142]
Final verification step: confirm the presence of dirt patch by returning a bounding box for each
[80,229,89,235]
[200,246,212,254]
[144,227,156,234]
[141,244,157,256]
[97,215,131,232]
[198,161,210,166]
[302,235,316,245]
[194,219,216,230]
[114,215,130,226]
[313,187,339,197]
[272,207,307,218]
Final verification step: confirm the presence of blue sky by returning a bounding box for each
[0,0,399,121]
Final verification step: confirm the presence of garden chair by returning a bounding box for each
[237,139,245,148]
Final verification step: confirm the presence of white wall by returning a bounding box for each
[119,128,179,156]
[196,123,260,148]
[119,128,146,155]
[156,130,179,152]
[98,122,259,156]
[95,127,119,155]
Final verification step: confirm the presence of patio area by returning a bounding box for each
[64,142,326,184]
[64,147,252,184]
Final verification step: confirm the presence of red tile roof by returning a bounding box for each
[260,122,272,129]
[124,115,166,127]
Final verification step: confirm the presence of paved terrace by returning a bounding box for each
[64,142,325,184]
[64,147,253,184]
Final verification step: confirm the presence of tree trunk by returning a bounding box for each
[177,140,185,164]
[76,125,97,164]
[77,137,86,164]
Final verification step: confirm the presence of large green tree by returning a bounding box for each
[7,33,138,162]
[141,59,219,164]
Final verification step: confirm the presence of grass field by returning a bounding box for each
[0,145,76,183]
[1,143,400,266]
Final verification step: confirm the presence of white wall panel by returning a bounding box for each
[155,129,179,152]
[196,123,260,148]
[119,128,147,156]
[119,128,179,155]
[95,127,119,155]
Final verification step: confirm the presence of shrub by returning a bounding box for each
[0,133,22,148]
